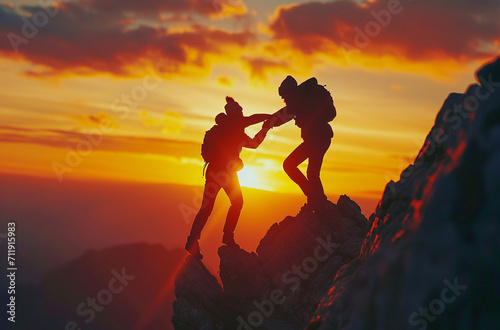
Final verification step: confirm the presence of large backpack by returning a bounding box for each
[200,124,242,175]
[201,124,223,165]
[298,77,336,122]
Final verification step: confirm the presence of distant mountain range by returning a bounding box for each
[7,243,185,330]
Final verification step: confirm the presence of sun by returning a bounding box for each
[238,165,274,191]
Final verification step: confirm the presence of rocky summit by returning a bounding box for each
[173,196,369,329]
[307,55,500,330]
[172,56,500,330]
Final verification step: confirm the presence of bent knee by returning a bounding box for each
[306,167,321,179]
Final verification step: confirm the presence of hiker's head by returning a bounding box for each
[215,112,227,125]
[278,75,297,99]
[224,96,243,117]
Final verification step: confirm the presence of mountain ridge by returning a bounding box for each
[172,56,500,329]
[173,195,370,329]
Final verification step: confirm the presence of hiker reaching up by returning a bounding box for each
[185,97,271,259]
[264,76,336,212]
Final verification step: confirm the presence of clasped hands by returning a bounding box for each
[262,118,274,131]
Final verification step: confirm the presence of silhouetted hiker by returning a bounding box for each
[185,97,271,259]
[264,76,336,212]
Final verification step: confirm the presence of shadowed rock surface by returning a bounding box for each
[172,256,226,329]
[10,243,184,330]
[173,196,369,329]
[307,56,500,329]
[173,57,500,330]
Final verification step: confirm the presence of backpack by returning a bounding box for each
[298,77,336,122]
[201,124,223,164]
[200,124,243,175]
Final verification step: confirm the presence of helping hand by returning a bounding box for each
[262,119,273,130]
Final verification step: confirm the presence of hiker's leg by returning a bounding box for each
[188,170,221,241]
[307,137,331,202]
[283,142,311,197]
[222,171,243,237]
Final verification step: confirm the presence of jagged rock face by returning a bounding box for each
[173,57,500,330]
[172,256,226,329]
[307,57,500,329]
[172,196,369,329]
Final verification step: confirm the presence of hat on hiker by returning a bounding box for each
[224,96,243,115]
[278,75,298,97]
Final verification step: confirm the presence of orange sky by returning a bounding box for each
[2,4,499,328]
[1,0,499,206]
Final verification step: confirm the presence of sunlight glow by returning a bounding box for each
[238,165,275,191]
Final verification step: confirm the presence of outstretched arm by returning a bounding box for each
[242,127,270,149]
[243,114,272,127]
[264,106,294,128]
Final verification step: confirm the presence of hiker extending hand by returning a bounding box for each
[266,76,336,212]
[185,97,271,259]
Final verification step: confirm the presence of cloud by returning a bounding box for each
[3,0,497,79]
[217,76,233,86]
[243,56,290,80]
[0,3,254,76]
[0,125,199,156]
[140,110,184,134]
[63,112,121,129]
[267,0,500,70]
[77,0,248,18]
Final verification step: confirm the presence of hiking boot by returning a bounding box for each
[308,195,329,213]
[222,233,240,249]
[185,237,203,260]
[299,202,314,214]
